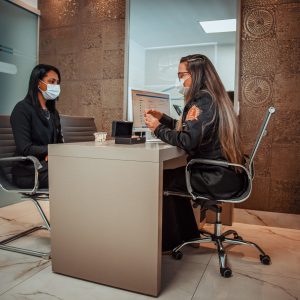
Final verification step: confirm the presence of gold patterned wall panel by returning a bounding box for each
[242,76,273,107]
[243,7,275,39]
[38,0,125,133]
[238,0,300,213]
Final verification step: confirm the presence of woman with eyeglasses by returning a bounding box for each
[10,64,63,189]
[144,54,246,252]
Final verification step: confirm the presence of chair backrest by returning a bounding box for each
[0,115,16,188]
[248,107,276,177]
[185,106,276,204]
[60,115,97,143]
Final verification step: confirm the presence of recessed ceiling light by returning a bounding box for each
[199,19,236,33]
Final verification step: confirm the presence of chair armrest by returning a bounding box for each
[185,158,252,202]
[186,158,251,176]
[0,156,43,195]
[187,158,230,168]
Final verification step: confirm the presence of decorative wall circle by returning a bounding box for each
[245,9,274,37]
[243,77,272,107]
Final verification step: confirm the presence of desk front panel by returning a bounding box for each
[49,148,167,296]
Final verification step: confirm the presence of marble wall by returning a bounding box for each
[38,0,299,214]
[237,0,300,213]
[38,0,125,133]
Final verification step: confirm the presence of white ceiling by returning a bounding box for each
[129,0,237,48]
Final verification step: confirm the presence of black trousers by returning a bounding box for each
[162,166,199,251]
[13,164,49,189]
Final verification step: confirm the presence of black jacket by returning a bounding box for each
[155,91,222,160]
[10,97,63,176]
[155,91,246,199]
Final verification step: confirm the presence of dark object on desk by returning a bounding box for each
[112,120,133,138]
[173,104,182,116]
[115,136,146,144]
[0,115,50,259]
[227,91,234,104]
[164,107,276,278]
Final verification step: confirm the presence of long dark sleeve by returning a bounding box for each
[154,97,216,155]
[10,104,48,159]
[54,110,64,143]
[159,114,177,129]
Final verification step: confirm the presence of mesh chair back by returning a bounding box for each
[60,115,97,143]
[0,115,16,188]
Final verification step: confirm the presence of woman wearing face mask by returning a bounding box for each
[10,64,63,189]
[144,54,246,252]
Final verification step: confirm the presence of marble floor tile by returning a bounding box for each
[1,202,299,300]
[0,251,50,295]
[160,256,207,298]
[3,229,51,252]
[192,264,300,300]
[0,201,49,227]
[0,202,51,295]
[0,201,50,247]
[234,208,300,230]
[0,203,31,227]
[197,223,300,280]
[1,257,207,300]
[165,244,213,266]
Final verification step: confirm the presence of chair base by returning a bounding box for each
[0,225,50,259]
[171,206,271,277]
[0,196,51,260]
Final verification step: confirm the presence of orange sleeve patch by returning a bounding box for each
[186,105,201,121]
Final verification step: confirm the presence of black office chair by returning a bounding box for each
[0,115,51,259]
[164,107,276,278]
[60,115,97,143]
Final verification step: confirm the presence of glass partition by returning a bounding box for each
[0,0,38,206]
[125,0,239,119]
[0,0,38,115]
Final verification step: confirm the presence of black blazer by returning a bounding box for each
[155,91,222,160]
[155,91,247,199]
[10,97,63,176]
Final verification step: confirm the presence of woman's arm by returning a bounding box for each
[144,109,177,129]
[154,99,216,153]
[10,104,48,159]
[55,110,64,143]
[159,113,177,130]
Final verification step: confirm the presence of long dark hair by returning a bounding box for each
[180,54,243,165]
[25,64,61,113]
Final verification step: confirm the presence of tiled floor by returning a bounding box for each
[0,201,299,300]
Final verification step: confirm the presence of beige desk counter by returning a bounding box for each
[48,141,185,297]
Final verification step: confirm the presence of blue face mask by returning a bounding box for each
[39,80,61,100]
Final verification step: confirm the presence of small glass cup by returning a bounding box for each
[94,132,107,143]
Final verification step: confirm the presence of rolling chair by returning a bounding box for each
[60,115,97,143]
[0,115,50,259]
[164,107,276,277]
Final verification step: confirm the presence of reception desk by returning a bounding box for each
[48,141,185,296]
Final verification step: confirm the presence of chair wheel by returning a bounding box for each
[260,254,271,265]
[172,251,183,260]
[220,267,232,278]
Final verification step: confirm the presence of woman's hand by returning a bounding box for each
[144,109,163,120]
[144,113,160,132]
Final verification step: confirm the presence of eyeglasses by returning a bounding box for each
[177,71,190,79]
